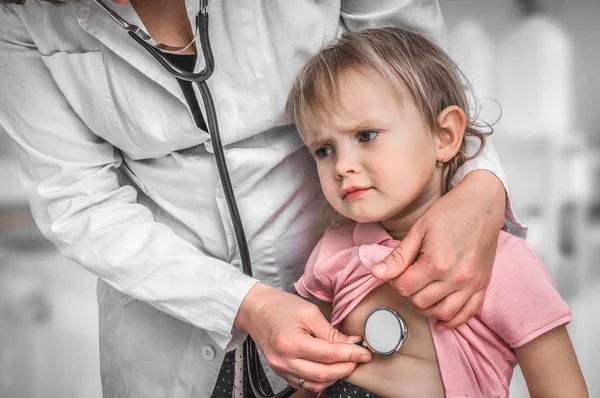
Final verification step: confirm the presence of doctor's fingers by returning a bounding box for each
[406,279,456,311]
[387,243,479,299]
[370,229,422,281]
[387,255,442,298]
[433,289,485,329]
[279,359,358,393]
[296,335,372,365]
[416,285,485,326]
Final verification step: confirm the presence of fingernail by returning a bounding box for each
[347,336,363,344]
[371,263,386,275]
[360,354,372,362]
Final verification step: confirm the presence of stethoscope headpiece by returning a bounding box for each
[362,307,409,356]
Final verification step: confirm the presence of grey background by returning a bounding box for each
[1,0,599,397]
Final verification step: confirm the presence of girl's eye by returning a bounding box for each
[358,131,379,142]
[315,146,333,159]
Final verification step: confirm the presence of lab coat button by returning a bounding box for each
[201,345,216,361]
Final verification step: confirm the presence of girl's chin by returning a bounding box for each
[347,213,384,224]
[335,203,387,224]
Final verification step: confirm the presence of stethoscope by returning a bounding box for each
[92,1,409,396]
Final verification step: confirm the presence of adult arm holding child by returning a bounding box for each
[371,170,507,328]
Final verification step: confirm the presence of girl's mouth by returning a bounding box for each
[342,187,371,200]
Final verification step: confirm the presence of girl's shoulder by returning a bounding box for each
[481,230,570,348]
[493,230,541,275]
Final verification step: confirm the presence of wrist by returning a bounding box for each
[233,282,272,332]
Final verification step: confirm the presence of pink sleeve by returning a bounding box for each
[294,237,334,303]
[479,239,571,348]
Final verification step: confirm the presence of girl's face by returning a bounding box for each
[302,70,443,236]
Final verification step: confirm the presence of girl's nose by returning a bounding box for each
[334,150,360,179]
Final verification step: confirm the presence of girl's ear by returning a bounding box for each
[435,105,466,162]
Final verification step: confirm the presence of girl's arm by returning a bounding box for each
[475,238,586,398]
[515,325,588,398]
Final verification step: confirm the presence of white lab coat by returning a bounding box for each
[0,1,521,397]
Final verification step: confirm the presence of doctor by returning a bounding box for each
[0,0,523,397]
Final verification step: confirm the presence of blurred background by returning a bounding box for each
[1,0,599,397]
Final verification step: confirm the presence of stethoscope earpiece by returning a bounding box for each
[359,307,409,356]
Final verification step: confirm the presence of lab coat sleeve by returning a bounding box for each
[340,0,525,236]
[0,11,256,351]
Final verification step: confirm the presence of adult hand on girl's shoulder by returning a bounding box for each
[370,170,505,328]
[234,283,372,393]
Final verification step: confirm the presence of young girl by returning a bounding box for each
[285,27,587,398]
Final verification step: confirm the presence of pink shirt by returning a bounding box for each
[294,222,571,398]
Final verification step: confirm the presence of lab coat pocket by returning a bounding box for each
[119,159,163,222]
[41,51,141,157]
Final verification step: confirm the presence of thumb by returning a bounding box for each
[370,226,423,280]
[310,313,364,344]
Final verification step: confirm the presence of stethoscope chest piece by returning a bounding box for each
[363,307,409,356]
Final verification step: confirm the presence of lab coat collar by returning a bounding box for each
[75,0,201,106]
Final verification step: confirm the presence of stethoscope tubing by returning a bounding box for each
[169,14,294,398]
[198,77,286,398]
[126,12,214,83]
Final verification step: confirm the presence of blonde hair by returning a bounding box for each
[285,27,492,230]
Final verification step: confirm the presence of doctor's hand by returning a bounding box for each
[234,282,372,393]
[370,170,505,328]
